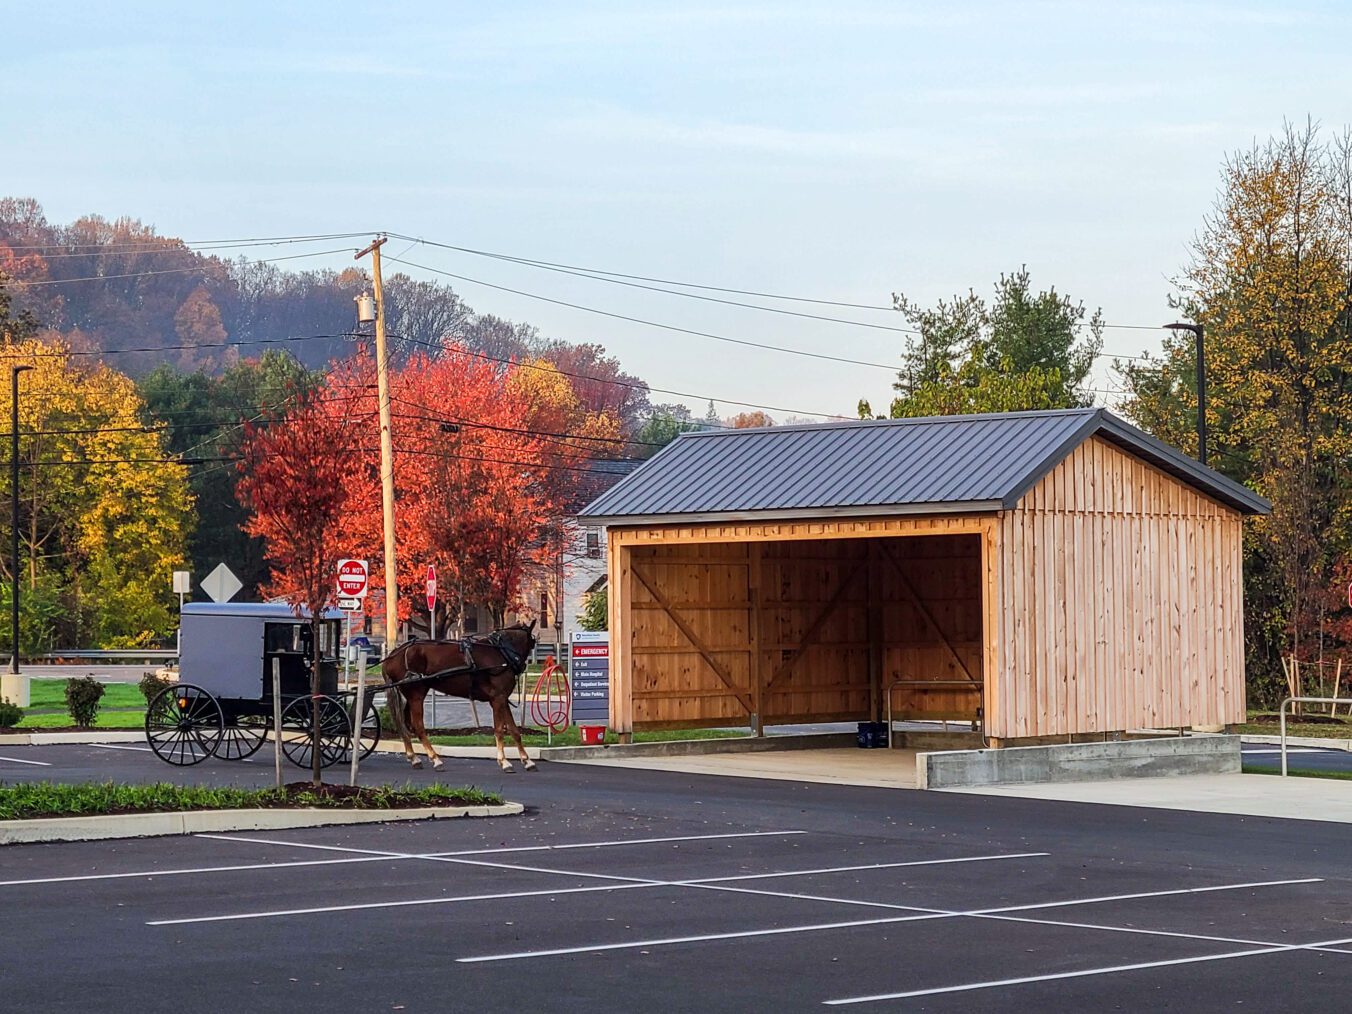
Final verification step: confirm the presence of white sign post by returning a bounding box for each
[335,560,369,690]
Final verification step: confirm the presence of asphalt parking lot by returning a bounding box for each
[2,743,1352,1011]
[1241,742,1352,773]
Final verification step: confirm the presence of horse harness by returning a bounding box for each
[385,630,529,693]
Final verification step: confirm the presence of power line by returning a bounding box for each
[0,331,365,361]
[384,253,903,373]
[8,246,355,287]
[0,231,369,254]
[387,232,1191,339]
[398,333,854,421]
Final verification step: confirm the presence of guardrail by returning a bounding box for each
[1280,696,1352,775]
[37,650,177,663]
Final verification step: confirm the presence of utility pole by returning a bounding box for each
[355,236,399,650]
[4,365,32,707]
[1164,321,1206,466]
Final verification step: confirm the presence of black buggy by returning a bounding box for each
[144,603,380,767]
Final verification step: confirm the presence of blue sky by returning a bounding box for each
[7,2,1352,420]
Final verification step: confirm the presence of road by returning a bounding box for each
[1,742,1351,1011]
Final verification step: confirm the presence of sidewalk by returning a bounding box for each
[942,771,1352,824]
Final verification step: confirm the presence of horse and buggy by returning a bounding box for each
[145,602,540,773]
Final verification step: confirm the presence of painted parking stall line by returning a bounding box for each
[822,933,1352,1005]
[453,877,1322,964]
[0,755,51,766]
[145,849,1043,930]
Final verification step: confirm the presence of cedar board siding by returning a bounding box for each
[993,436,1245,739]
[608,518,986,732]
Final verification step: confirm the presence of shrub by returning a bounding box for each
[64,676,106,728]
[138,670,172,705]
[0,696,21,728]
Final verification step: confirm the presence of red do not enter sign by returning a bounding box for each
[337,558,369,598]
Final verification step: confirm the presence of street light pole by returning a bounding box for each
[355,236,399,651]
[1164,321,1206,466]
[9,365,32,683]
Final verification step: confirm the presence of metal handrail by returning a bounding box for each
[885,678,983,749]
[1280,696,1352,776]
[38,649,176,662]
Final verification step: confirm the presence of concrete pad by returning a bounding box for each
[941,772,1352,824]
[552,747,919,789]
[0,801,524,844]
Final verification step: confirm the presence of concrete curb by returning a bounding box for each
[540,732,855,762]
[0,801,524,845]
[916,736,1241,790]
[0,730,144,746]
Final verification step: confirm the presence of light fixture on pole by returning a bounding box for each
[3,364,33,708]
[1163,321,1206,467]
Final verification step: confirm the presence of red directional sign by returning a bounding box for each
[336,558,369,599]
[426,564,437,612]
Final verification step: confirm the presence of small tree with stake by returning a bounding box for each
[237,388,356,785]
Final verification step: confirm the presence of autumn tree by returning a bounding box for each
[1119,123,1352,701]
[0,338,192,651]
[728,411,775,429]
[139,351,317,596]
[237,388,358,783]
[861,268,1103,419]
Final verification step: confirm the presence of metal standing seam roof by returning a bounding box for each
[578,408,1270,523]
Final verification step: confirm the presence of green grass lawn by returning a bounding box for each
[26,678,145,711]
[429,726,746,748]
[1243,764,1352,781]
[1239,711,1352,739]
[13,710,146,730]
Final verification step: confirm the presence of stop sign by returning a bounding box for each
[426,564,437,611]
[336,559,369,599]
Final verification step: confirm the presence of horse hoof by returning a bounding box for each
[432,760,445,771]
[524,760,537,772]
[500,762,514,773]
[409,758,423,769]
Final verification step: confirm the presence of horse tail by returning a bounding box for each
[381,644,413,743]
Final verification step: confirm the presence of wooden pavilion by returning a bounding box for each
[579,409,1269,747]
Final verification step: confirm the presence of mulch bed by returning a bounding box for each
[1249,713,1350,726]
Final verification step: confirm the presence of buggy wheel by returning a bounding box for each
[145,684,223,766]
[216,713,269,761]
[280,695,351,769]
[355,697,381,760]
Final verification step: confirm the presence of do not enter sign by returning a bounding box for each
[337,559,369,599]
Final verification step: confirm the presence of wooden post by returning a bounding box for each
[867,540,883,724]
[272,658,283,790]
[749,543,765,736]
[608,534,633,743]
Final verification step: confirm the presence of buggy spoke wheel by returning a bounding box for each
[216,713,269,761]
[358,699,381,760]
[145,684,223,766]
[280,695,351,770]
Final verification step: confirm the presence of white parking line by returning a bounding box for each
[196,828,807,855]
[454,878,1321,964]
[1,830,809,890]
[86,743,152,753]
[0,755,51,766]
[146,848,1047,926]
[822,933,1352,1005]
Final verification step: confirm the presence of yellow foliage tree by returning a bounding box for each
[1119,123,1352,699]
[1,337,193,648]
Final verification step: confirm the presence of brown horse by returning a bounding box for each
[381,620,538,773]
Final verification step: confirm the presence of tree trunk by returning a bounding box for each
[310,614,322,786]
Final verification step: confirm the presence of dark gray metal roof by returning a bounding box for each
[579,408,1270,523]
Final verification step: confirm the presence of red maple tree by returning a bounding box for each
[237,386,359,783]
